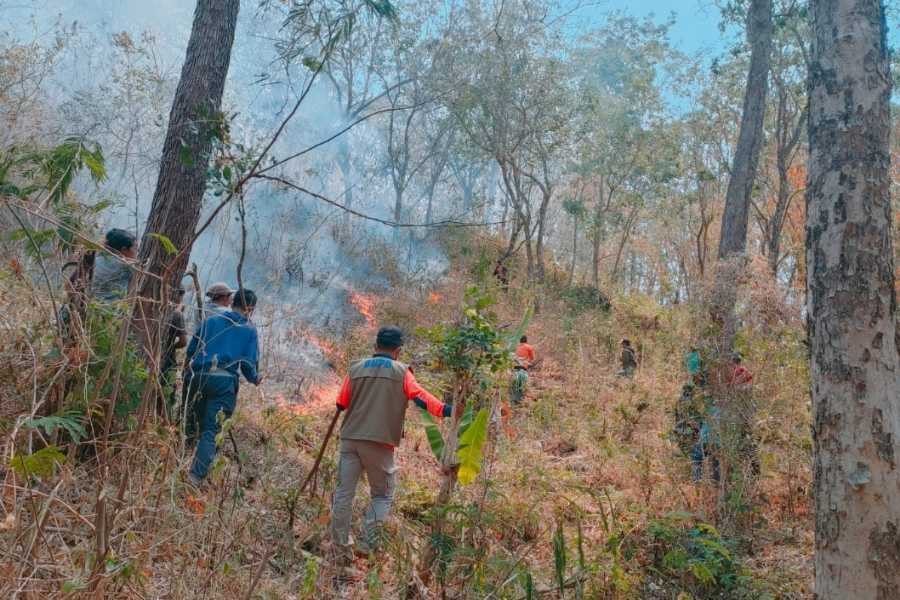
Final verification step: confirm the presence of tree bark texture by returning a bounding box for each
[807,1,899,597]
[718,0,774,259]
[135,0,240,351]
[568,215,578,287]
[711,0,773,353]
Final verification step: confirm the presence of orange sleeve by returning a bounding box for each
[336,376,352,410]
[527,345,536,362]
[403,369,446,418]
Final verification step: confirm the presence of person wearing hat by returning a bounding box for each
[202,282,235,321]
[184,289,261,485]
[93,228,137,301]
[330,325,451,562]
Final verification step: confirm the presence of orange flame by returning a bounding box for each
[273,380,341,416]
[350,292,377,329]
[428,292,442,305]
[307,334,336,356]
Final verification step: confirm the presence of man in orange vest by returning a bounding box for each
[330,326,451,562]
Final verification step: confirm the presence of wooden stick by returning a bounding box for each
[297,409,342,497]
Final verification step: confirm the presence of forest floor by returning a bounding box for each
[0,236,813,599]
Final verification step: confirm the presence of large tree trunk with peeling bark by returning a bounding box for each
[134,0,240,358]
[807,1,900,597]
[713,0,773,348]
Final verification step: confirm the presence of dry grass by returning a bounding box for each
[0,243,813,599]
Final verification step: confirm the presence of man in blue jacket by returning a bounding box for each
[184,288,261,485]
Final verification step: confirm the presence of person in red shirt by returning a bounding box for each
[515,336,536,367]
[509,336,536,405]
[729,353,753,386]
[330,326,450,563]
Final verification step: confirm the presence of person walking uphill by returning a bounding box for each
[617,339,637,377]
[330,326,451,563]
[510,336,536,405]
[184,289,261,486]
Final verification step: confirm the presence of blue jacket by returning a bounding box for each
[186,311,260,384]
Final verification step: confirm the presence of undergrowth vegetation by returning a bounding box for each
[0,221,813,599]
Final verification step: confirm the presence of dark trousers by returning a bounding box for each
[186,371,238,480]
[691,441,720,483]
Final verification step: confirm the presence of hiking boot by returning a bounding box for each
[331,543,355,567]
[184,471,206,491]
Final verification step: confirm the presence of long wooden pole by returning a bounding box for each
[297,409,342,497]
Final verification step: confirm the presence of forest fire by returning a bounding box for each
[273,379,341,416]
[306,333,336,357]
[350,292,377,329]
[428,291,443,305]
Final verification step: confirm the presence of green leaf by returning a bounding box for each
[457,402,475,437]
[690,561,714,584]
[61,579,87,593]
[456,408,489,485]
[10,445,66,479]
[419,407,444,460]
[301,56,322,71]
[148,233,177,255]
[521,570,534,600]
[24,413,86,443]
[82,148,107,183]
[553,522,567,594]
[506,308,533,352]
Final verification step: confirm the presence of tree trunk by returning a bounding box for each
[534,188,551,284]
[591,189,604,288]
[610,205,640,285]
[134,0,240,355]
[568,215,578,287]
[768,78,806,276]
[393,185,404,242]
[717,0,773,260]
[706,0,773,528]
[807,1,900,597]
[712,0,773,350]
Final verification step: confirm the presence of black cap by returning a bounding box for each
[105,228,136,252]
[376,326,404,350]
[232,288,257,309]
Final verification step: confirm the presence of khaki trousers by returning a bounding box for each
[330,438,397,549]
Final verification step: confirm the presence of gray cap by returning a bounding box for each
[206,282,235,298]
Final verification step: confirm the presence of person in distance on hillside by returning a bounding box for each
[493,259,509,291]
[92,228,137,301]
[183,289,261,486]
[728,353,753,387]
[515,335,536,368]
[330,326,451,563]
[617,339,637,377]
[510,335,536,405]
